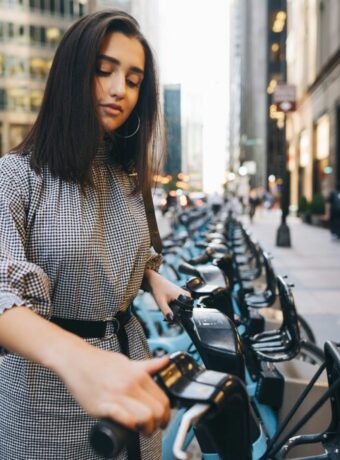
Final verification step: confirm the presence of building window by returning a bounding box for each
[30,89,43,111]
[79,2,84,16]
[316,114,330,160]
[8,22,15,38]
[299,130,310,168]
[9,124,31,149]
[270,42,281,62]
[46,26,61,45]
[314,114,331,195]
[69,0,74,16]
[0,54,4,76]
[30,25,37,43]
[7,88,30,111]
[0,89,6,110]
[6,56,27,78]
[40,27,46,44]
[17,24,28,44]
[29,57,51,79]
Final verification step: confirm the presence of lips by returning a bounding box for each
[101,103,123,113]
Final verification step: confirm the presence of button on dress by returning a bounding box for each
[0,148,162,459]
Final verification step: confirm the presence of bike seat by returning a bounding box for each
[250,276,300,362]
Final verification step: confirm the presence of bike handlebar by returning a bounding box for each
[188,253,211,265]
[90,419,130,459]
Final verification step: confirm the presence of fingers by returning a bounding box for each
[99,399,138,430]
[101,397,156,436]
[136,359,171,430]
[140,373,171,428]
[139,355,169,375]
[179,287,192,298]
[158,301,173,317]
[137,387,170,431]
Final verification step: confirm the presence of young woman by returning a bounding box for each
[0,9,187,459]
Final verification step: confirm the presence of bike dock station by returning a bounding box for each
[91,205,340,460]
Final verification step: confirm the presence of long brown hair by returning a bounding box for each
[15,9,163,193]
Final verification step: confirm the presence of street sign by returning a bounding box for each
[273,84,296,112]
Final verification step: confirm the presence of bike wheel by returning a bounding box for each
[297,340,324,365]
[297,314,316,344]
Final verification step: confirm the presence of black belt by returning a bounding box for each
[51,309,132,339]
[51,307,141,460]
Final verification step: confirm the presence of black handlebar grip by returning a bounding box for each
[90,419,129,458]
[189,253,210,265]
[178,262,201,278]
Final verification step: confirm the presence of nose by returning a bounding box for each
[109,71,126,99]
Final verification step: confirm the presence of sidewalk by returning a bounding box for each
[246,208,340,347]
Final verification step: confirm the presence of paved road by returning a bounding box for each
[245,208,340,347]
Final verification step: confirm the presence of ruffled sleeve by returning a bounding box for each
[0,156,51,320]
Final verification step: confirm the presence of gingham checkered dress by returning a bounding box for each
[0,147,162,459]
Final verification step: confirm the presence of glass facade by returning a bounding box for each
[0,0,84,18]
[9,124,31,147]
[0,0,86,153]
[0,21,64,48]
[0,54,52,80]
[164,85,182,178]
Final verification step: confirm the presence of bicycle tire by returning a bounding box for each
[297,340,324,365]
[297,314,316,344]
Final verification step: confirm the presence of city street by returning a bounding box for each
[245,209,340,347]
[157,207,340,348]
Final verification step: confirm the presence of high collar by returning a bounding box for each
[94,140,111,165]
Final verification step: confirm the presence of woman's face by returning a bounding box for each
[94,31,145,133]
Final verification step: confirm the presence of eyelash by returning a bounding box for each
[96,69,140,88]
[96,69,111,76]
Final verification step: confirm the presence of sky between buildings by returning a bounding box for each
[158,0,230,194]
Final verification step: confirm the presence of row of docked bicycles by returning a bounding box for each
[91,205,340,459]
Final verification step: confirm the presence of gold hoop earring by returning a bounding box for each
[116,112,140,139]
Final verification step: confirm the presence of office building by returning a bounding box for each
[286,0,340,207]
[0,0,86,154]
[163,84,182,178]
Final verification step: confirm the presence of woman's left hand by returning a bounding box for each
[143,269,190,318]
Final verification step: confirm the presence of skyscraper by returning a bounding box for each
[163,84,182,178]
[229,0,268,188]
[0,0,86,154]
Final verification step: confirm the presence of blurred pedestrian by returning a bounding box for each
[326,182,340,240]
[0,9,189,459]
[248,189,260,222]
[210,191,224,215]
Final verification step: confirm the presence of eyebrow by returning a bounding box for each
[97,54,144,76]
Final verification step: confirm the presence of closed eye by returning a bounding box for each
[96,68,111,76]
[127,80,140,88]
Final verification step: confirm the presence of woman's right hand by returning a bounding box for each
[54,343,171,436]
[0,307,170,436]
